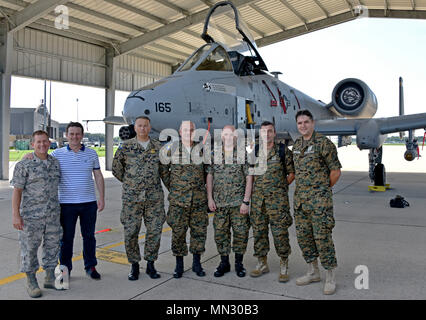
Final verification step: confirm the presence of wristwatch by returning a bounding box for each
[242,200,250,206]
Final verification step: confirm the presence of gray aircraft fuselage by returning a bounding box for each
[123,42,334,142]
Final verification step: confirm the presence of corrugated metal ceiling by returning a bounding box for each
[0,0,425,66]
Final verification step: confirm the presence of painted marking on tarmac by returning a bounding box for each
[0,225,174,286]
[0,213,214,287]
[96,248,129,265]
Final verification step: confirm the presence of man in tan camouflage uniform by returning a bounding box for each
[206,125,252,277]
[11,130,62,298]
[112,116,169,281]
[165,120,208,278]
[249,121,295,282]
[293,110,341,295]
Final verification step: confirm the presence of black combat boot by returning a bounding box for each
[146,261,161,279]
[235,253,246,277]
[214,255,231,277]
[174,256,184,279]
[192,253,206,277]
[128,263,140,281]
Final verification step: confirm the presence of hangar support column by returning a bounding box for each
[105,47,116,171]
[0,22,13,180]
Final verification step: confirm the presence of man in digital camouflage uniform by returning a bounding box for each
[206,125,252,277]
[249,121,295,282]
[292,110,341,295]
[165,120,209,278]
[112,116,169,281]
[11,130,62,298]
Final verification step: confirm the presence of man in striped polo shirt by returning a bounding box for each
[52,122,105,280]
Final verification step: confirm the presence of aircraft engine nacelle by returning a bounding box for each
[331,78,377,118]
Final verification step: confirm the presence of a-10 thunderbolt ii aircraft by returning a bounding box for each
[104,1,426,187]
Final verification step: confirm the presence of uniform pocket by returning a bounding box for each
[321,209,335,232]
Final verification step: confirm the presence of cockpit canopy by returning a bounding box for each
[179,44,233,72]
[176,1,267,76]
[176,43,263,76]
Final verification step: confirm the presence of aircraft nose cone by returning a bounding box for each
[123,94,154,123]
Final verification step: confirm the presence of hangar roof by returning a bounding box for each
[1,0,426,66]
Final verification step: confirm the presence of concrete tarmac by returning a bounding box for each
[0,145,425,300]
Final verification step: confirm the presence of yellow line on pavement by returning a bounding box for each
[0,225,173,286]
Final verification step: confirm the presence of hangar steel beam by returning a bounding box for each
[0,21,13,180]
[256,10,356,48]
[367,9,426,19]
[9,0,69,33]
[117,0,257,56]
[155,0,191,16]
[103,0,169,25]
[105,48,116,171]
[249,3,286,31]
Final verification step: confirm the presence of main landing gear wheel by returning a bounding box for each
[373,163,386,187]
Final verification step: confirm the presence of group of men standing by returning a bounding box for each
[12,122,104,298]
[11,109,341,298]
[111,109,342,296]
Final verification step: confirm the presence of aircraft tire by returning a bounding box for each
[373,163,386,186]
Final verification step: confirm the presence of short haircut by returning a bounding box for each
[135,116,150,123]
[222,124,236,131]
[179,120,195,132]
[295,110,314,121]
[66,122,84,134]
[260,121,276,132]
[32,130,49,141]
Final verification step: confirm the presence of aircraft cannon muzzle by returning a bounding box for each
[119,125,136,141]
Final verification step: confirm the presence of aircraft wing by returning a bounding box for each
[103,116,127,125]
[374,113,426,134]
[315,113,426,136]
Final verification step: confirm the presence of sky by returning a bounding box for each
[10,16,426,137]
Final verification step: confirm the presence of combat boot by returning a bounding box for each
[43,268,56,289]
[249,256,269,277]
[278,258,289,283]
[173,256,184,279]
[235,254,246,278]
[146,261,161,279]
[26,272,42,298]
[192,253,206,277]
[295,259,321,286]
[214,255,230,277]
[128,263,140,281]
[323,269,336,295]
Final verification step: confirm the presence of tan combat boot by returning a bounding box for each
[323,269,336,295]
[295,259,321,286]
[26,272,42,298]
[278,258,289,283]
[44,268,56,289]
[249,256,269,277]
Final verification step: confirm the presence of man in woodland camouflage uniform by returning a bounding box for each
[249,121,295,283]
[292,110,341,295]
[206,125,252,278]
[11,130,62,298]
[165,120,209,278]
[112,116,169,281]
